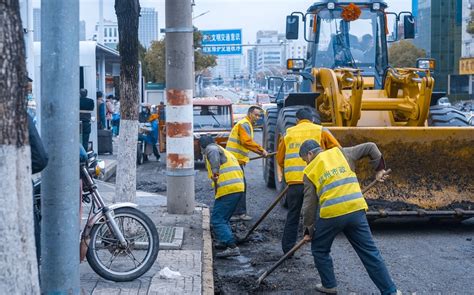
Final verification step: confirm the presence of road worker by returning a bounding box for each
[226,106,268,221]
[200,135,245,258]
[299,140,399,295]
[276,108,340,255]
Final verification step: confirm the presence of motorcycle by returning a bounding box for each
[34,151,160,282]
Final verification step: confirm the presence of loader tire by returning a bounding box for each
[428,105,470,126]
[275,106,320,207]
[263,107,278,188]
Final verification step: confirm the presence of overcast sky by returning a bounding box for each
[33,0,412,43]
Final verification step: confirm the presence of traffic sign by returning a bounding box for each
[201,29,242,55]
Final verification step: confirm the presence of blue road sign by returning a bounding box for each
[201,29,242,55]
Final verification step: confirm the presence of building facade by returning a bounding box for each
[93,20,119,49]
[211,55,242,80]
[139,7,159,48]
[255,30,285,74]
[247,47,257,76]
[413,0,463,93]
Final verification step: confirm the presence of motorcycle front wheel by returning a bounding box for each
[86,207,159,282]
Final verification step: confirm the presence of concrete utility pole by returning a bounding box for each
[40,0,80,293]
[165,0,195,214]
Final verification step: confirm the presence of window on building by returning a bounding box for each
[104,28,107,37]
[114,28,117,37]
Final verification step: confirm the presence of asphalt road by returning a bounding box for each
[134,125,474,294]
[194,131,474,294]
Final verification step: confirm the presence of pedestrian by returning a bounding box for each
[276,108,340,255]
[200,135,244,258]
[28,113,49,265]
[105,94,114,129]
[80,88,95,150]
[299,140,399,295]
[96,91,106,130]
[111,96,120,136]
[226,105,268,221]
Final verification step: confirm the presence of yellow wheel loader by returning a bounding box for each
[263,0,474,220]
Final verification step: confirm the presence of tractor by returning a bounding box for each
[263,0,474,219]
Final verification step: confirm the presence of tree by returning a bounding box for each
[388,40,426,68]
[467,11,474,35]
[144,39,166,83]
[114,0,140,202]
[0,0,40,292]
[143,30,217,83]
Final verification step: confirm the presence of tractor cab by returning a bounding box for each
[286,0,415,89]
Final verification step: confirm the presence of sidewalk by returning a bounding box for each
[79,180,214,294]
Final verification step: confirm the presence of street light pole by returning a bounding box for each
[165,0,195,214]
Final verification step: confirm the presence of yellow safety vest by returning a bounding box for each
[304,147,367,218]
[226,117,254,164]
[283,121,322,184]
[206,146,245,199]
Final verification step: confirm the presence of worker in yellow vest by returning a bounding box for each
[226,106,268,221]
[299,140,398,295]
[200,135,245,258]
[276,108,340,255]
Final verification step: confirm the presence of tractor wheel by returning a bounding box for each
[428,104,470,126]
[263,106,279,188]
[275,106,320,207]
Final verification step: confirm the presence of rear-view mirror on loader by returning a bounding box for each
[286,15,299,40]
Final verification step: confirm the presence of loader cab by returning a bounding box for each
[286,1,415,89]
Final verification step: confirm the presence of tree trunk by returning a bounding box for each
[114,0,140,202]
[0,0,40,293]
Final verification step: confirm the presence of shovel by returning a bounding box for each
[249,152,277,161]
[255,169,392,285]
[236,185,289,244]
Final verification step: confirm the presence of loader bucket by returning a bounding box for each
[328,127,474,219]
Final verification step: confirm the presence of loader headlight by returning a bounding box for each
[287,58,305,71]
[327,2,335,10]
[372,3,380,10]
[416,58,436,71]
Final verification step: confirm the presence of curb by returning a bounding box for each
[201,207,214,295]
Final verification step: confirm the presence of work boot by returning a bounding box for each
[315,283,337,294]
[216,246,240,258]
[230,215,240,222]
[238,214,253,221]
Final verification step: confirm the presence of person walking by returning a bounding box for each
[200,135,245,258]
[299,140,399,295]
[105,94,114,129]
[79,88,94,150]
[276,108,340,255]
[226,106,268,221]
[111,96,120,136]
[96,91,106,130]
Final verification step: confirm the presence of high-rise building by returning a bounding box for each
[255,30,285,75]
[139,8,159,48]
[458,0,474,99]
[413,0,463,92]
[79,21,86,41]
[286,40,307,60]
[33,8,86,41]
[211,55,242,80]
[247,47,257,76]
[93,20,119,49]
[33,8,41,41]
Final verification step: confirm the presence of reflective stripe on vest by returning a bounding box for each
[206,146,245,199]
[226,117,254,164]
[304,147,367,218]
[283,122,322,183]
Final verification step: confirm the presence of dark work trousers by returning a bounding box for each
[233,164,247,216]
[311,209,397,294]
[81,120,91,150]
[211,192,243,246]
[281,184,304,253]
